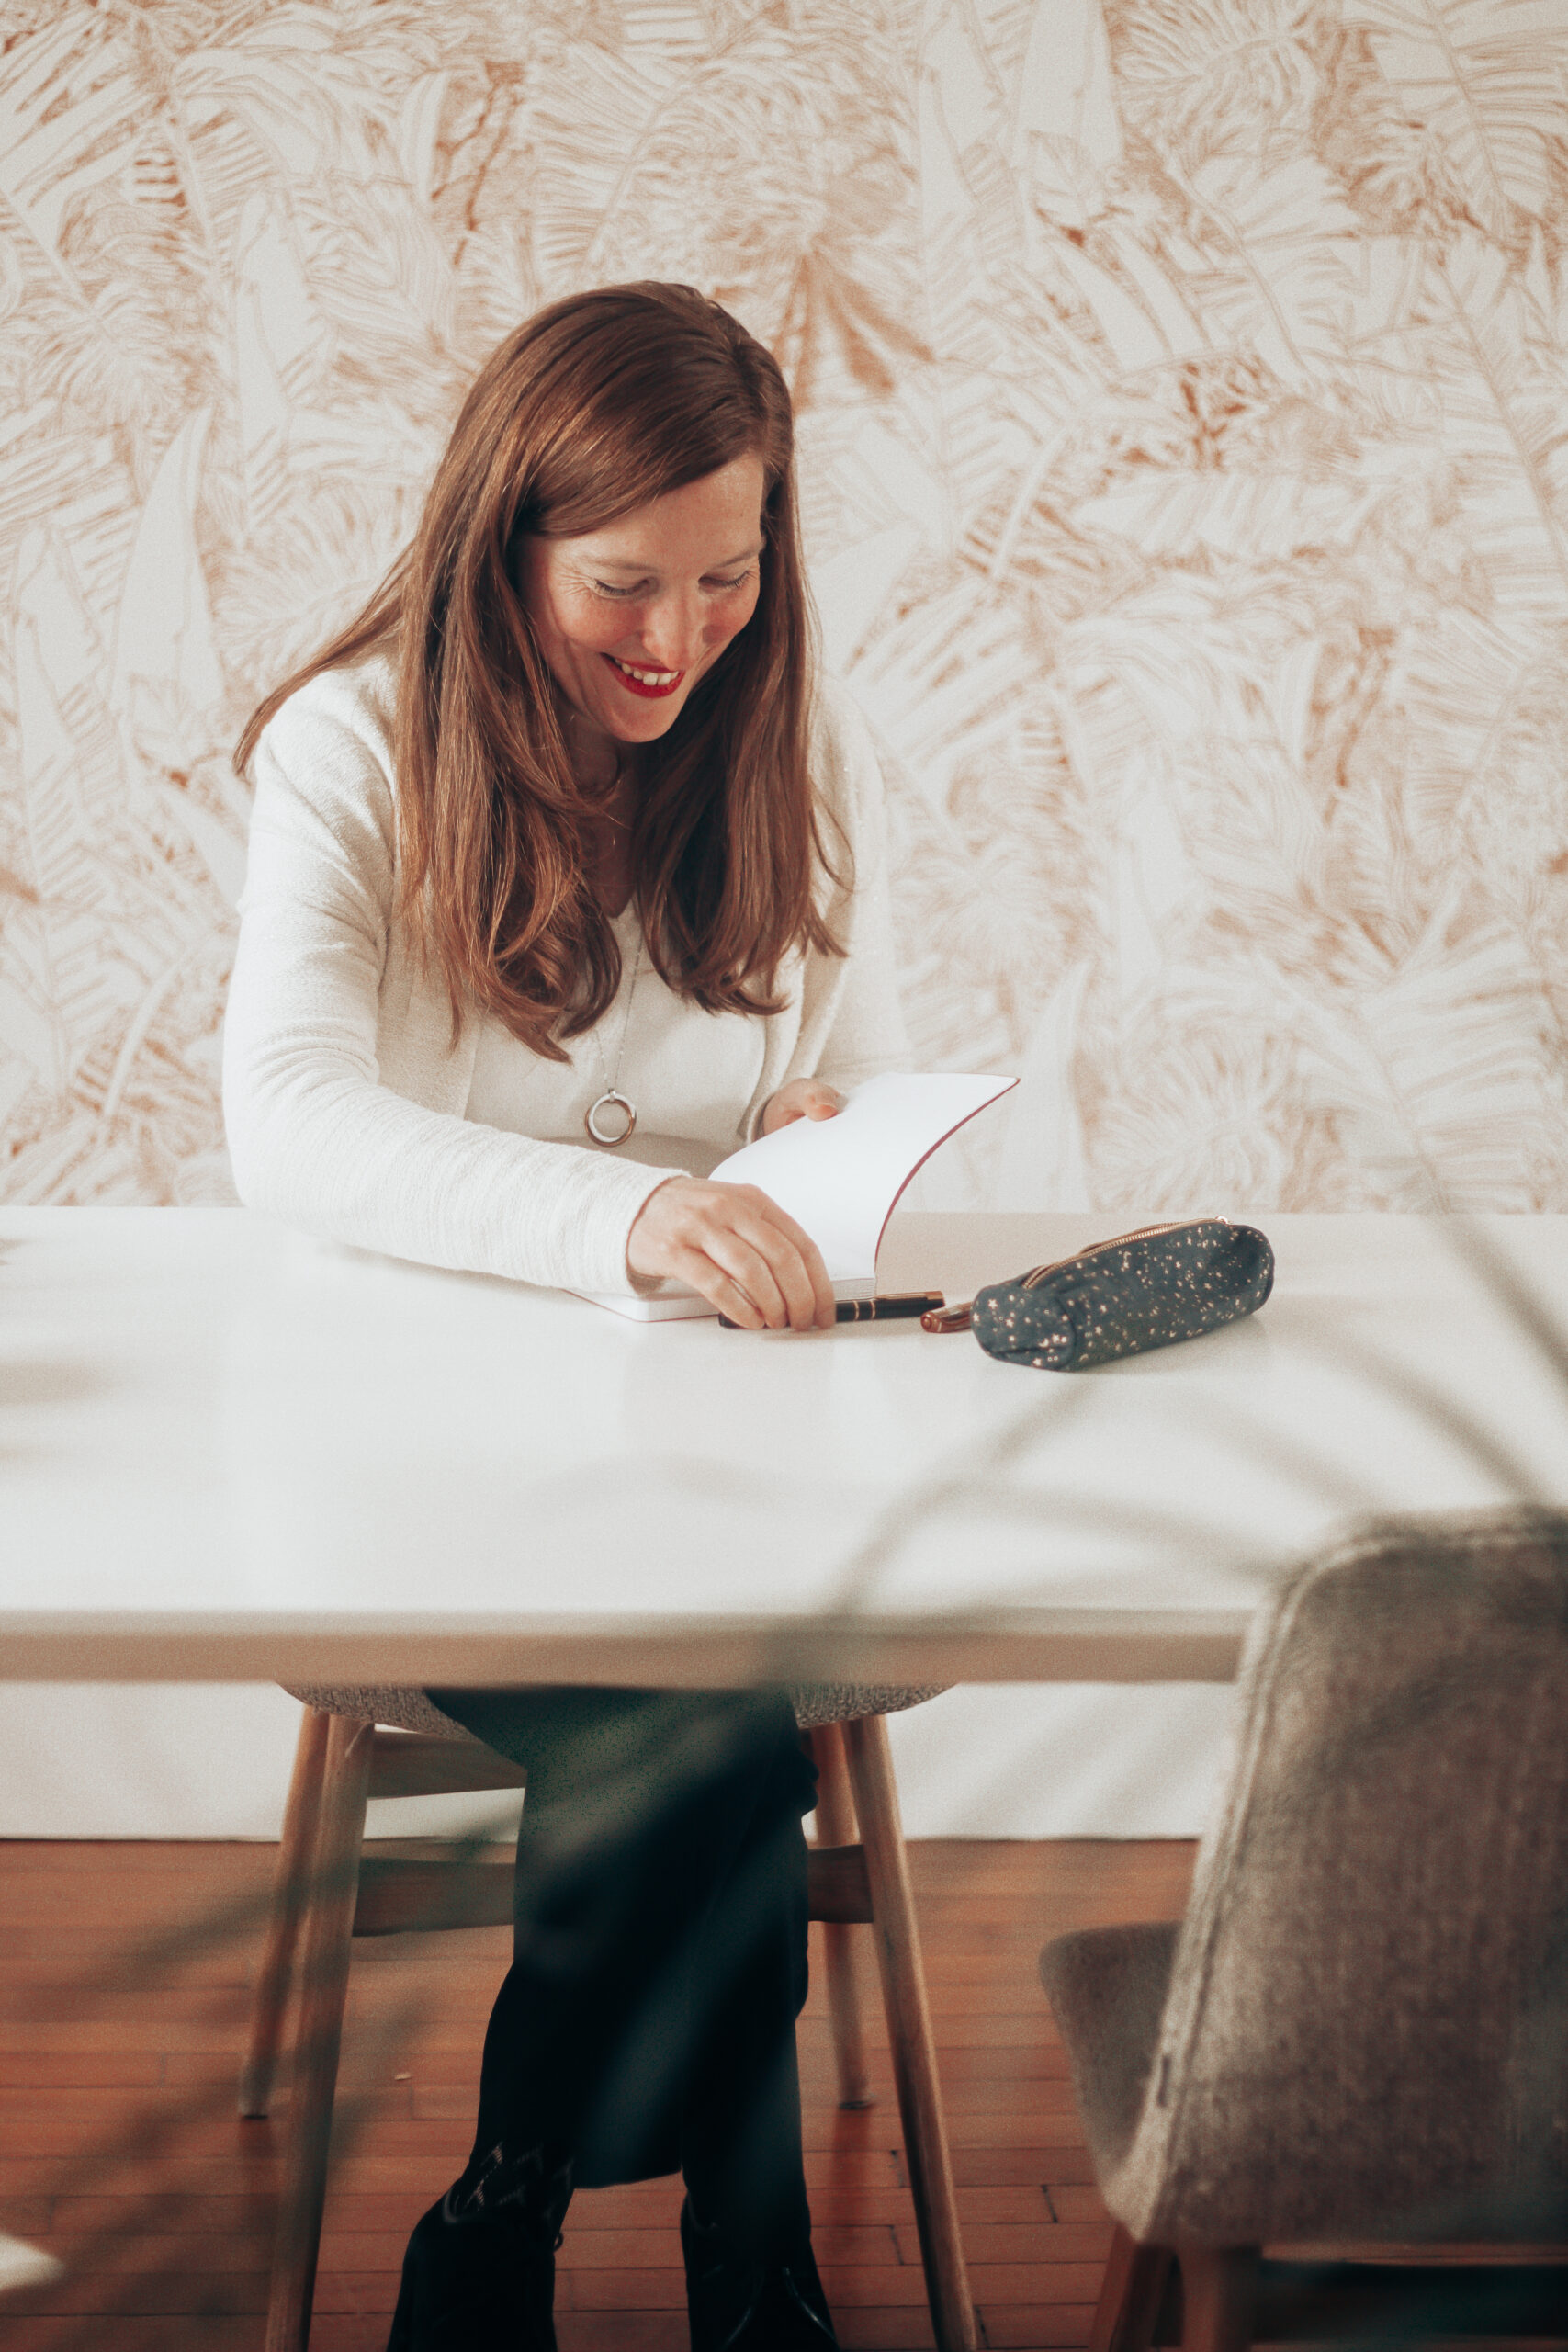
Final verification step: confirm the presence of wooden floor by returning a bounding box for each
[0,1836,1197,2350]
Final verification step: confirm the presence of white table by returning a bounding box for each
[4,1209,1566,1691]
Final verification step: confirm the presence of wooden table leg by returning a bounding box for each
[843,1713,977,2352]
[808,1724,872,2109]
[264,1713,374,2352]
[242,1705,331,2119]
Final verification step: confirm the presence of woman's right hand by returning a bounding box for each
[626,1178,836,1330]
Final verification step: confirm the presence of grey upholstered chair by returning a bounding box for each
[1040,1510,1568,2352]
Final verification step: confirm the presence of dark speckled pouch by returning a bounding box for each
[959,1217,1274,1371]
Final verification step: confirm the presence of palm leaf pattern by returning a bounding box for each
[2,0,1565,1211]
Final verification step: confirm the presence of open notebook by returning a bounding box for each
[577,1069,1017,1322]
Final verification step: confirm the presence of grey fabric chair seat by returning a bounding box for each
[1040,1508,1568,2337]
[1038,1920,1179,2193]
[283,1679,949,1733]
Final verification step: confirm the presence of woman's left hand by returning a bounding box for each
[761,1080,845,1136]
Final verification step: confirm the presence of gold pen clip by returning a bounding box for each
[921,1299,974,1333]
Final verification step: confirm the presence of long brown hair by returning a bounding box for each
[235,281,842,1056]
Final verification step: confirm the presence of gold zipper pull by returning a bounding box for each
[924,1219,1231,1324]
[1020,1216,1227,1290]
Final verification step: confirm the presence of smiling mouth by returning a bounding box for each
[602,652,684,699]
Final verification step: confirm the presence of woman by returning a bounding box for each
[225,282,912,2351]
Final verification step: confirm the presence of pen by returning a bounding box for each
[718,1291,945,1330]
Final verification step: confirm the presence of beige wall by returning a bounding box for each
[3,0,1566,1212]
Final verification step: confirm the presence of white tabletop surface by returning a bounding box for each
[3,1209,1565,1688]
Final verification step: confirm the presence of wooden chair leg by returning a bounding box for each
[807,1724,872,2109]
[1179,2246,1258,2352]
[1090,2222,1173,2352]
[842,1713,977,2352]
[241,1705,332,2118]
[264,1713,374,2352]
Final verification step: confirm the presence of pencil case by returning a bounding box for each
[924,1217,1274,1370]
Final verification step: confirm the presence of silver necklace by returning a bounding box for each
[578,745,643,1146]
[584,933,643,1146]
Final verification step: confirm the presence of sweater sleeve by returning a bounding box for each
[221,671,680,1294]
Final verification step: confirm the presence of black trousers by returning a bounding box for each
[426,1685,819,2259]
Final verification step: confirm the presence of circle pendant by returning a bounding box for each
[585,1091,637,1147]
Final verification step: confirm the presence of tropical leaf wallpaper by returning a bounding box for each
[4,0,1567,1212]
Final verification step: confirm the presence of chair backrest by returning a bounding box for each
[1111,1510,1568,2248]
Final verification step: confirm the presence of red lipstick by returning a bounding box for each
[602,652,684,700]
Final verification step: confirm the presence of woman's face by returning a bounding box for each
[519,453,767,753]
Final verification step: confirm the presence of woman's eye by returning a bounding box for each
[590,570,753,598]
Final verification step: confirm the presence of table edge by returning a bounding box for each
[0,1611,1248,1685]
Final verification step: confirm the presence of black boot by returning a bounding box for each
[386,2141,573,2351]
[681,2196,839,2352]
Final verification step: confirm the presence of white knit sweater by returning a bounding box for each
[222,653,909,1295]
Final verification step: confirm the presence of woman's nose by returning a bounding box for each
[637,594,712,672]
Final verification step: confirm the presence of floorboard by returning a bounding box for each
[0,1838,1194,2349]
